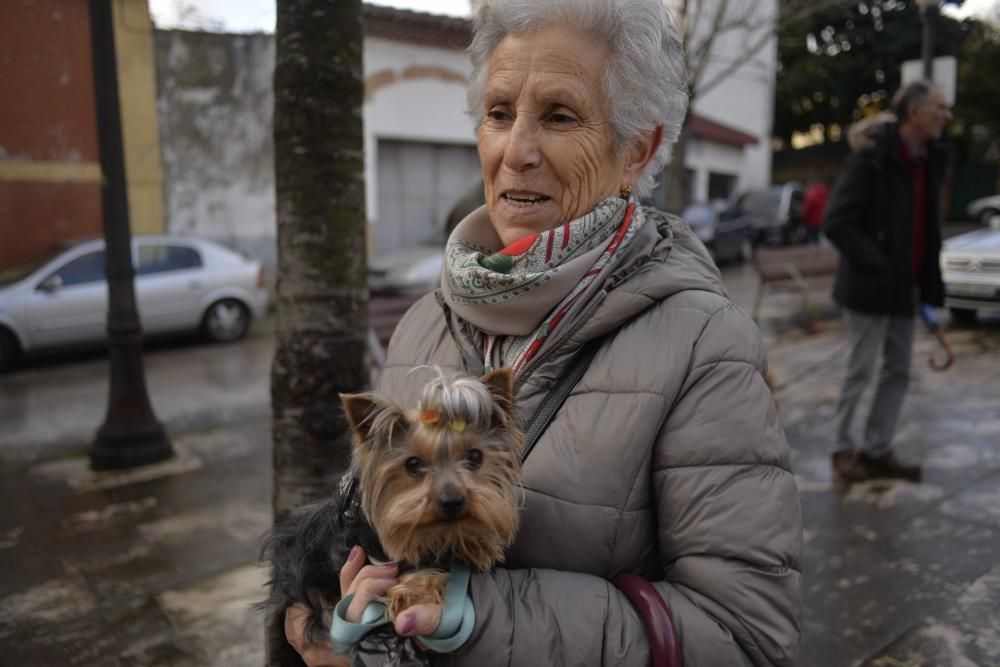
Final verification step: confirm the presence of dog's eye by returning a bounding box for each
[465,449,483,469]
[405,457,425,475]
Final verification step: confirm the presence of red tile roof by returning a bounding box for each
[688,113,759,147]
[363,4,471,50]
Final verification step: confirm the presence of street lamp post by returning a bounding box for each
[88,0,174,470]
[915,0,940,80]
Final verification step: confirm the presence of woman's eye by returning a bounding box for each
[549,112,576,125]
[486,109,511,122]
[465,449,483,469]
[405,457,425,475]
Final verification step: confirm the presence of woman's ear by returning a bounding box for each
[623,124,664,184]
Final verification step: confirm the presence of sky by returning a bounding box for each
[149,0,998,32]
[148,0,471,32]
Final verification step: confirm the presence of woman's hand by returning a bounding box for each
[340,546,400,622]
[283,545,400,666]
[284,602,348,667]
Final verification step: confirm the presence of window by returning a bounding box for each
[708,172,737,201]
[137,245,202,275]
[49,251,106,287]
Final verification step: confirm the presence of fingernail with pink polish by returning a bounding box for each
[348,546,359,561]
[379,561,398,569]
[400,613,416,634]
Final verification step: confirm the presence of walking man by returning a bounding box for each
[824,81,952,483]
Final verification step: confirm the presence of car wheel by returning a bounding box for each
[978,208,999,226]
[949,307,977,326]
[202,299,250,342]
[0,328,20,373]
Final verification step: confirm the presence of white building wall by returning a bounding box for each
[362,37,478,227]
[686,138,746,202]
[687,0,778,192]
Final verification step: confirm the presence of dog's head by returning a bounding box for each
[340,368,522,571]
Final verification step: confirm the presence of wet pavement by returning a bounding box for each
[2,267,1000,666]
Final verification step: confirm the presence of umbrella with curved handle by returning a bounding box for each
[920,304,954,372]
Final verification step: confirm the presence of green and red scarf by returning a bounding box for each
[442,196,641,375]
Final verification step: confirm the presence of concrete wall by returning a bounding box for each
[154,30,277,273]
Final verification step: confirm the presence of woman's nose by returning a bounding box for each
[502,116,542,172]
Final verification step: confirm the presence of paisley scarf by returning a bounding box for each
[441,196,642,375]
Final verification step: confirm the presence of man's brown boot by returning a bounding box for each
[832,450,871,484]
[858,451,922,483]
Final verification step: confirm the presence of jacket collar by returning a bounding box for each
[863,121,946,172]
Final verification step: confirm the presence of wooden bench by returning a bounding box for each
[752,244,840,321]
[370,294,423,347]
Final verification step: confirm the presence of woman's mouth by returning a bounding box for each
[501,191,551,208]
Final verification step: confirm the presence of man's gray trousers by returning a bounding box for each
[834,308,916,456]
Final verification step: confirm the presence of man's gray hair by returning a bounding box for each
[467,0,689,199]
[892,80,934,123]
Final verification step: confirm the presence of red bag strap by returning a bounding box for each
[612,574,683,667]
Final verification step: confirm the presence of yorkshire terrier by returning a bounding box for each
[261,367,523,664]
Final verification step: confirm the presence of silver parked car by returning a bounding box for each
[0,236,269,370]
[734,183,805,246]
[940,224,1000,323]
[966,194,1000,226]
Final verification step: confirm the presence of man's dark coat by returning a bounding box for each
[823,122,946,316]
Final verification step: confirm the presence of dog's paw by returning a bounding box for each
[384,570,449,620]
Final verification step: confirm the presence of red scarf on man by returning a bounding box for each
[899,140,927,279]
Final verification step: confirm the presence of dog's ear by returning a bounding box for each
[341,393,409,450]
[340,393,379,442]
[480,367,515,417]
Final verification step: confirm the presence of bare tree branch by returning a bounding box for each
[687,0,731,89]
[685,0,856,98]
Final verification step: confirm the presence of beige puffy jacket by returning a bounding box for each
[376,211,802,666]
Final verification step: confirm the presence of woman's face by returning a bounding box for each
[477,25,643,247]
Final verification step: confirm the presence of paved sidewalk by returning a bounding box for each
[770,317,1000,666]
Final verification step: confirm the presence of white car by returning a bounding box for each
[940,226,1000,323]
[966,194,1000,226]
[0,236,269,370]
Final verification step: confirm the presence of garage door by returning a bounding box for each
[374,140,481,254]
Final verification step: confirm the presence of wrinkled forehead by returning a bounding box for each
[485,26,610,105]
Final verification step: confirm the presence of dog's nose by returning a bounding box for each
[438,494,465,518]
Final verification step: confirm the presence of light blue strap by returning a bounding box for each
[418,562,476,653]
[329,563,476,656]
[330,594,391,655]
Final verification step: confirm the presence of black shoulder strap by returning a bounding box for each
[520,337,602,464]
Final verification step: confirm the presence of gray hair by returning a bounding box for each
[467,0,689,199]
[892,80,934,123]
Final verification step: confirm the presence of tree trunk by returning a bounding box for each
[665,110,692,214]
[271,0,368,519]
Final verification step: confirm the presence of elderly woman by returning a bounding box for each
[286,0,802,664]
